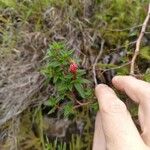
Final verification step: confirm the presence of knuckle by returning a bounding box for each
[95,84,108,92]
[100,100,127,114]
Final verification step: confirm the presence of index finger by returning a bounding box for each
[112,76,150,104]
[112,76,150,146]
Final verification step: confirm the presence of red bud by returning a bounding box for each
[69,63,78,74]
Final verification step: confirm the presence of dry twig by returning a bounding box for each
[74,101,91,109]
[92,40,105,86]
[130,4,150,75]
[102,62,131,73]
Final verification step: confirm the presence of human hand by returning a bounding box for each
[93,76,150,150]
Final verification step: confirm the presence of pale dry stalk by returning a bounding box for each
[130,4,150,75]
[93,40,105,85]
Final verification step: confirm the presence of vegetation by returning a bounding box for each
[0,0,149,149]
[42,42,92,117]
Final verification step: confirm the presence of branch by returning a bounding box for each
[92,39,105,86]
[130,4,150,75]
[102,62,131,73]
[74,99,90,109]
[111,40,136,51]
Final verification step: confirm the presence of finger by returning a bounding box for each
[95,84,146,150]
[112,76,150,104]
[93,112,106,150]
[112,76,150,146]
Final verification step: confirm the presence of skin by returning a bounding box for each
[93,76,150,150]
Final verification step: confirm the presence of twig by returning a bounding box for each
[74,101,91,109]
[92,40,105,86]
[101,62,131,73]
[75,99,90,106]
[111,40,136,51]
[130,4,150,75]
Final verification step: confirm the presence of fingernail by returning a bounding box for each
[112,76,120,83]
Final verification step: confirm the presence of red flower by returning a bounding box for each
[69,63,78,74]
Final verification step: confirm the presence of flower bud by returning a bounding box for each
[69,63,78,74]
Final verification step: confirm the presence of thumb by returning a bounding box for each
[95,84,146,150]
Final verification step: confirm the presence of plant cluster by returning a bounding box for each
[42,42,92,117]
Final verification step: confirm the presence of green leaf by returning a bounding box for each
[53,76,59,83]
[47,49,53,57]
[56,82,67,92]
[98,63,117,69]
[80,79,91,84]
[67,84,73,91]
[91,102,99,112]
[65,74,73,80]
[48,107,57,115]
[116,67,129,75]
[49,61,61,67]
[41,67,52,78]
[50,42,65,51]
[73,78,91,85]
[85,88,93,97]
[77,70,86,76]
[48,98,58,107]
[74,83,85,98]
[63,103,74,117]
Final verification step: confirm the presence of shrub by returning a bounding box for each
[42,42,92,117]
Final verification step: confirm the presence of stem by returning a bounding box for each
[130,4,150,75]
